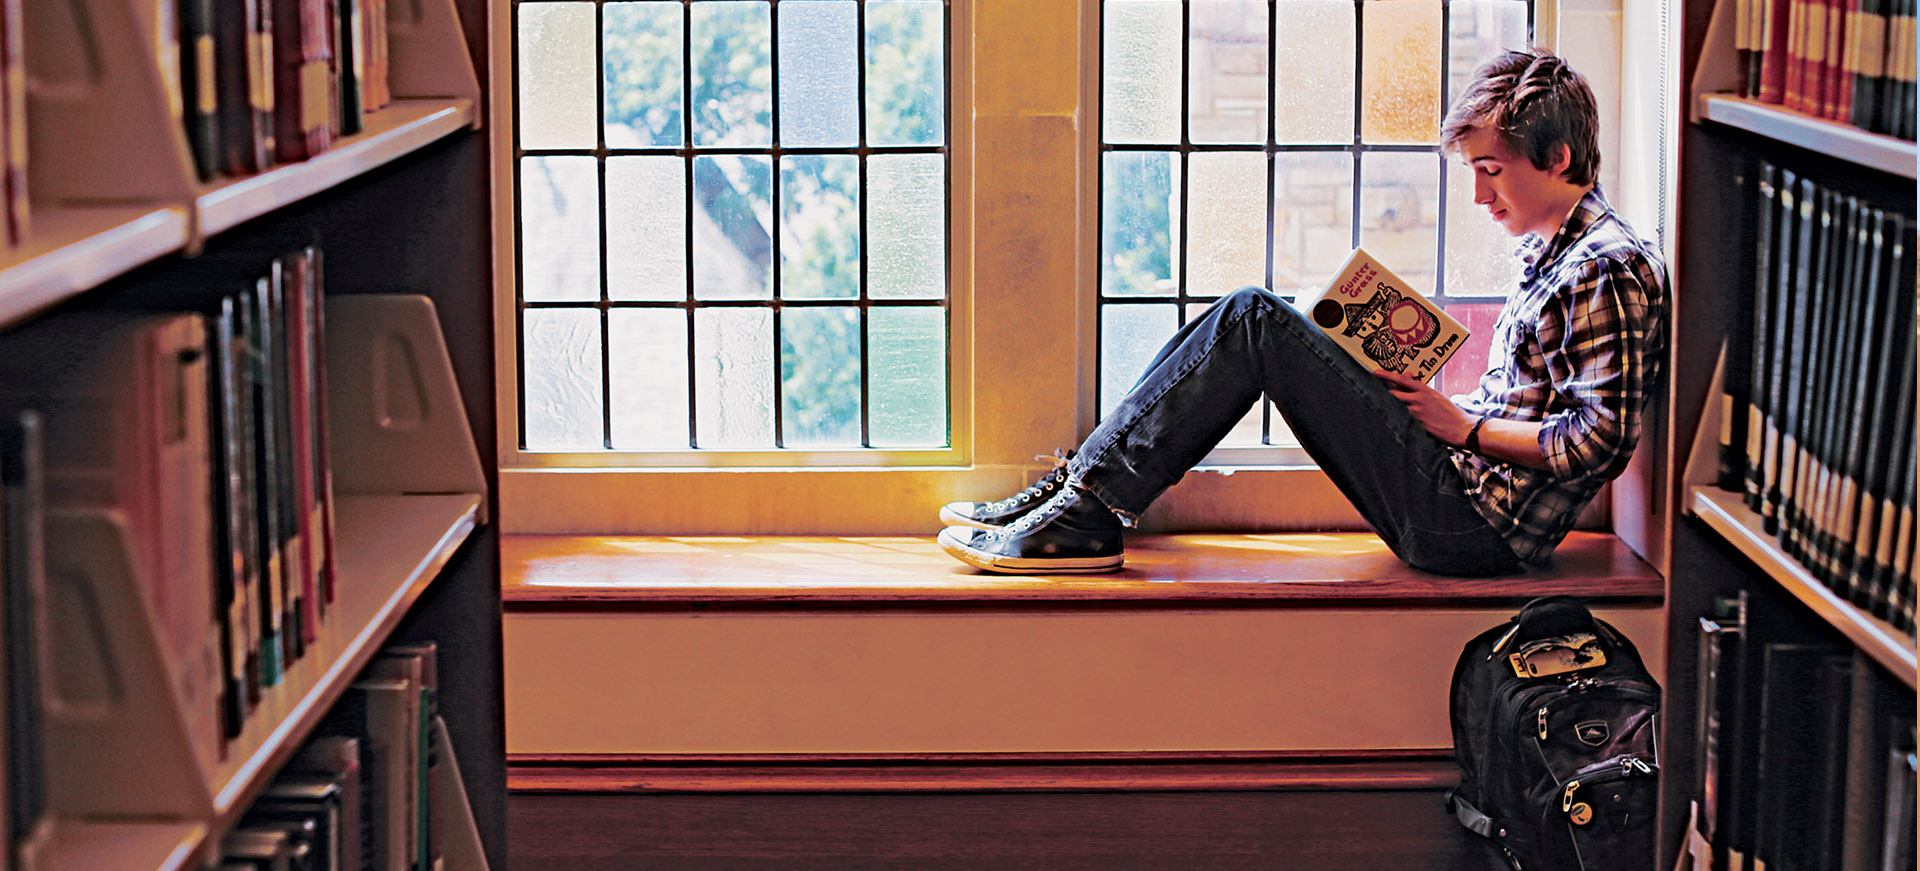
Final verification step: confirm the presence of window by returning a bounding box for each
[1096,0,1536,463]
[510,0,954,463]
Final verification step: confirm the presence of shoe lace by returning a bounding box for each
[981,449,1074,514]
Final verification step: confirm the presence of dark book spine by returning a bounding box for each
[2,410,45,852]
[180,0,221,180]
[1825,200,1884,600]
[1759,170,1803,529]
[209,303,246,739]
[1866,220,1914,624]
[1771,176,1819,537]
[1785,184,1839,564]
[1847,210,1901,608]
[334,0,361,135]
[1809,195,1865,588]
[1748,164,1780,511]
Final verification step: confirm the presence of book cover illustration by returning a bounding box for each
[1301,247,1470,383]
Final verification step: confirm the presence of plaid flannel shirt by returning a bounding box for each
[1450,187,1669,564]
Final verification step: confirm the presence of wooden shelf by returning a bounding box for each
[1698,94,1918,178]
[0,206,191,330]
[208,492,480,828]
[196,99,476,238]
[1689,486,1918,687]
[36,820,206,871]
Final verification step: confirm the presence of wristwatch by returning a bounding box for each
[1464,414,1493,453]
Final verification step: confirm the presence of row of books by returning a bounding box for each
[0,245,338,866]
[181,0,395,180]
[1717,162,1919,635]
[216,641,477,871]
[1690,596,1916,871]
[1729,0,1918,139]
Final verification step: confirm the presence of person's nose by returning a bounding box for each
[1473,172,1495,206]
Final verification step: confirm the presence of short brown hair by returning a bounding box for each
[1441,49,1601,187]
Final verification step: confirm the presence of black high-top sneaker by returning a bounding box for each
[938,449,1075,530]
[937,484,1123,574]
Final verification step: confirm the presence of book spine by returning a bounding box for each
[1747,164,1779,512]
[1846,210,1900,608]
[2,411,46,854]
[1759,170,1802,529]
[1852,0,1888,129]
[1764,0,1797,101]
[1,0,24,247]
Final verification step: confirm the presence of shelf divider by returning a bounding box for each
[1689,485,1917,687]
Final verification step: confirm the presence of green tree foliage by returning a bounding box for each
[600,1,944,447]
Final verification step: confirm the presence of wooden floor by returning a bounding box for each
[507,790,1504,870]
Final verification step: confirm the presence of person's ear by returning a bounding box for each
[1549,143,1573,179]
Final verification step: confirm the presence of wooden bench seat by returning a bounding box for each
[501,530,1662,607]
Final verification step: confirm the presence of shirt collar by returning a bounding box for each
[1519,185,1607,284]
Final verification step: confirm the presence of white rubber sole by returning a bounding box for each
[937,504,1003,531]
[936,527,1124,574]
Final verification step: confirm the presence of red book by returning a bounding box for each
[272,0,338,161]
[1762,0,1798,101]
[1786,0,1813,111]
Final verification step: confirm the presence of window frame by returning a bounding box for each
[491,0,976,471]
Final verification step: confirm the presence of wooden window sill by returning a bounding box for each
[502,531,1661,607]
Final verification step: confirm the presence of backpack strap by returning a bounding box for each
[1444,788,1504,840]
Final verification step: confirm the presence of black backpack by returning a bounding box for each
[1445,595,1662,871]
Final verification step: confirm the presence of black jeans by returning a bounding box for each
[1069,286,1523,577]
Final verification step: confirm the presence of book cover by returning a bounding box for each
[1298,248,1469,384]
[271,0,338,162]
[1,411,46,858]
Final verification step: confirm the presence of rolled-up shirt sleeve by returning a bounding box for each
[1535,257,1653,481]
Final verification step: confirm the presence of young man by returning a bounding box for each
[937,49,1669,577]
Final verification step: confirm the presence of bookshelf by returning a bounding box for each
[1661,0,1919,864]
[1689,487,1918,685]
[0,0,502,867]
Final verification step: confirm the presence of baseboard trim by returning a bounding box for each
[508,750,1460,794]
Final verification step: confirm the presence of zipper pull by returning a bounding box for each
[1537,707,1549,740]
[1562,780,1580,812]
[1630,757,1654,775]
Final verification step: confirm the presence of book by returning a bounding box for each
[1,0,24,247]
[1299,248,1470,383]
[0,411,46,864]
[216,0,276,174]
[290,736,365,871]
[180,0,222,180]
[1746,164,1781,512]
[271,0,338,162]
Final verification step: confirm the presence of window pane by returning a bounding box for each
[1272,152,1354,297]
[868,153,946,299]
[866,0,944,146]
[1189,0,1269,144]
[524,307,604,449]
[607,156,687,301]
[1103,0,1182,144]
[781,306,862,446]
[520,155,601,303]
[519,2,599,150]
[603,1,684,147]
[1435,302,1502,398]
[778,0,859,147]
[693,155,774,300]
[1186,151,1268,294]
[695,308,775,447]
[1360,0,1441,144]
[869,307,946,446]
[1102,151,1179,297]
[1358,151,1439,293]
[1273,0,1354,145]
[1099,303,1179,417]
[692,0,772,147]
[1448,0,1529,105]
[780,155,860,300]
[1444,159,1525,297]
[609,308,692,448]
